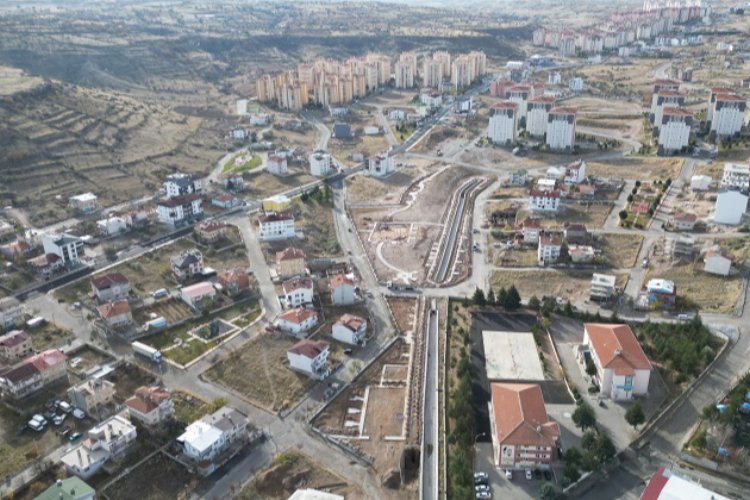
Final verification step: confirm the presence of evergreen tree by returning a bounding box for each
[506,285,521,310]
[625,401,645,429]
[487,288,496,304]
[472,287,486,306]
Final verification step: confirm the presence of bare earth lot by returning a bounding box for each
[103,452,199,500]
[586,157,683,181]
[491,270,628,304]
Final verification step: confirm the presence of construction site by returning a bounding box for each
[348,165,490,287]
[311,297,427,498]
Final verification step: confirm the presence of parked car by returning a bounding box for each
[525,469,533,480]
[475,492,492,499]
[474,475,488,486]
[534,469,542,479]
[72,408,86,420]
[57,401,72,413]
[474,472,489,481]
[543,470,552,481]
[343,349,353,355]
[68,431,83,442]
[28,415,47,432]
[505,469,512,480]
[475,484,490,492]
[53,414,66,426]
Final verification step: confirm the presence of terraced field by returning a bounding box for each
[0,77,228,226]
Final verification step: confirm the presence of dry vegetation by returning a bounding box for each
[647,263,743,314]
[586,157,683,180]
[491,270,628,303]
[597,233,644,268]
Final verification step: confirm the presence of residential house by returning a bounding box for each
[170,249,204,281]
[581,323,652,400]
[0,349,67,399]
[0,330,32,363]
[509,169,528,187]
[42,233,83,265]
[97,300,133,329]
[277,308,319,334]
[222,173,246,191]
[217,268,251,296]
[34,477,95,500]
[309,151,333,177]
[563,223,588,244]
[1,239,32,260]
[590,274,617,301]
[91,273,130,303]
[713,189,748,225]
[61,414,137,479]
[703,249,732,276]
[163,173,203,198]
[690,175,712,192]
[330,274,356,305]
[124,386,174,426]
[721,163,749,191]
[522,217,541,245]
[67,378,116,417]
[365,154,395,178]
[0,297,24,331]
[282,277,314,308]
[646,279,676,309]
[670,212,697,231]
[262,195,291,213]
[176,406,248,475]
[68,193,98,214]
[564,159,586,184]
[156,193,203,226]
[529,189,561,212]
[266,155,289,176]
[180,282,216,310]
[96,216,127,236]
[669,235,695,259]
[578,184,596,199]
[276,247,306,278]
[332,314,367,345]
[287,339,330,379]
[489,383,560,470]
[195,221,230,243]
[569,245,595,264]
[27,253,64,275]
[538,234,562,265]
[258,211,295,241]
[211,194,240,209]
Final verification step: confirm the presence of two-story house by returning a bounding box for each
[330,274,356,305]
[124,385,174,426]
[67,378,116,417]
[528,189,561,213]
[332,314,367,345]
[287,339,330,379]
[61,414,137,479]
[90,273,130,303]
[276,247,307,278]
[0,349,67,399]
[176,406,248,475]
[170,249,204,281]
[282,277,314,308]
[276,308,319,334]
[0,330,32,363]
[96,300,133,329]
[581,323,652,401]
[258,211,295,241]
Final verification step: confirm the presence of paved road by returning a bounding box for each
[421,306,439,500]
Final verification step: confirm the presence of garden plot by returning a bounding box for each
[312,339,417,483]
[205,334,315,413]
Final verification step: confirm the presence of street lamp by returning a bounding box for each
[474,432,486,470]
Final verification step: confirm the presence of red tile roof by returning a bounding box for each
[283,276,313,294]
[529,188,562,198]
[218,268,250,289]
[0,330,29,348]
[523,217,541,229]
[288,339,329,359]
[662,107,692,117]
[279,307,318,325]
[585,323,652,376]
[97,300,131,319]
[673,212,697,222]
[336,314,366,331]
[91,272,129,291]
[492,102,519,110]
[125,386,171,415]
[550,106,577,115]
[157,193,201,208]
[330,274,355,289]
[28,349,67,373]
[259,211,293,223]
[490,383,560,448]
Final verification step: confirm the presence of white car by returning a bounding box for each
[72,408,86,420]
[57,401,72,413]
[53,414,66,426]
[504,469,512,480]
[28,414,47,432]
[525,469,533,480]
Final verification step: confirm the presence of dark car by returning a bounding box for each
[68,431,83,442]
[534,469,542,479]
[543,470,552,481]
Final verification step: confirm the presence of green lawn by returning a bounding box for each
[164,339,219,366]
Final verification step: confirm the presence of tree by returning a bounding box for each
[564,301,574,316]
[625,401,645,429]
[539,482,556,500]
[581,430,598,451]
[528,295,541,311]
[472,287,486,306]
[627,195,634,203]
[591,433,616,465]
[618,210,628,221]
[104,246,117,261]
[506,285,522,310]
[563,461,581,483]
[635,180,641,188]
[487,288,496,304]
[572,403,597,430]
[564,446,583,466]
[497,287,507,307]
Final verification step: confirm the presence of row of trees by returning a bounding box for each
[638,316,714,383]
[471,285,521,310]
[447,327,476,499]
[300,184,333,204]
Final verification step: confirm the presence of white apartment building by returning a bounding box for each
[650,90,686,128]
[164,173,203,199]
[266,155,289,176]
[68,193,98,213]
[538,234,562,265]
[282,277,314,308]
[569,77,584,92]
[710,93,746,138]
[156,194,203,226]
[721,163,750,190]
[529,189,561,212]
[42,233,83,265]
[707,87,739,123]
[420,91,442,108]
[177,407,248,465]
[506,85,532,123]
[61,414,137,479]
[258,211,295,240]
[526,97,556,137]
[365,154,395,177]
[488,102,518,145]
[590,273,617,301]
[564,159,586,184]
[546,107,576,151]
[309,150,333,177]
[422,59,444,88]
[394,61,414,89]
[658,107,692,155]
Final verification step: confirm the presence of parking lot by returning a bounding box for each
[475,442,560,499]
